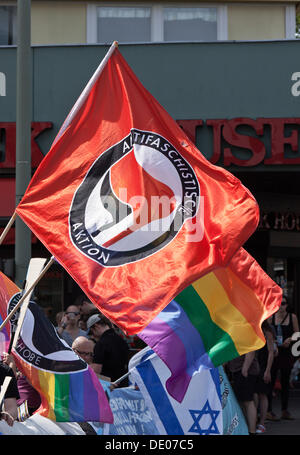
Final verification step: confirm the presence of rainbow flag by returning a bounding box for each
[11,300,113,423]
[0,271,113,423]
[14,352,113,422]
[138,247,282,402]
[0,271,20,354]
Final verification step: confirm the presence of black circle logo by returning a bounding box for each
[69,129,200,267]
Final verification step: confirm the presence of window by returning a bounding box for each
[97,6,151,43]
[87,4,227,43]
[0,6,17,45]
[163,7,217,42]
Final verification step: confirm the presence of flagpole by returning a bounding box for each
[4,258,47,353]
[111,369,133,386]
[11,258,48,351]
[0,211,17,246]
[53,40,118,146]
[0,256,55,332]
[11,293,32,352]
[0,377,12,413]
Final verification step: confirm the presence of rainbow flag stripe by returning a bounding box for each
[139,248,282,402]
[0,271,113,423]
[12,299,113,423]
[15,359,112,422]
[0,272,20,353]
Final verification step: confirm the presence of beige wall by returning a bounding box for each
[228,4,286,40]
[31,1,87,45]
[29,1,289,44]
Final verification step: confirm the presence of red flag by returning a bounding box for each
[16,44,259,335]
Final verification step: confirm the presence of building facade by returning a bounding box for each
[0,0,298,46]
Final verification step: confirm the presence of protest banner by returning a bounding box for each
[103,387,159,435]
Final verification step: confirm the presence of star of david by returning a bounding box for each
[188,400,220,435]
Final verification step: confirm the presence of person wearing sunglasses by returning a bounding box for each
[56,305,88,347]
[72,336,95,365]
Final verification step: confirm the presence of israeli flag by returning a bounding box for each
[129,348,223,435]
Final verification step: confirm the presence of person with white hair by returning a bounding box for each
[72,336,95,366]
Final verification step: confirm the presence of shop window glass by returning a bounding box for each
[163,7,217,42]
[97,7,151,44]
[0,6,17,45]
[93,5,220,44]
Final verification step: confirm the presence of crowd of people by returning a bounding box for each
[55,295,132,385]
[0,294,133,428]
[225,295,300,434]
[0,293,300,435]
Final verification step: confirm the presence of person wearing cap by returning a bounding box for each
[86,313,129,386]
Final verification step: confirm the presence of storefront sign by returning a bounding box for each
[177,118,300,166]
[1,118,300,169]
[0,121,52,169]
[259,211,300,232]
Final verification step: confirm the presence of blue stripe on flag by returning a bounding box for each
[137,359,184,435]
[68,371,84,421]
[140,349,155,363]
[209,368,221,401]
